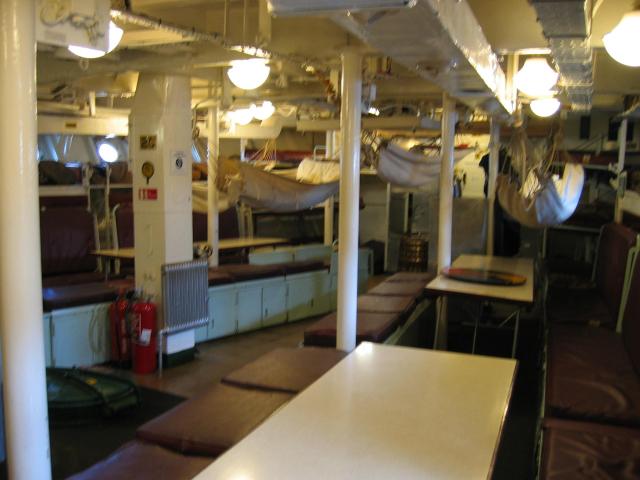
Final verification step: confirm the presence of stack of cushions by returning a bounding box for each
[304,271,434,348]
[70,347,347,479]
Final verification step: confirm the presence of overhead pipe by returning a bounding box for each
[207,107,220,266]
[336,51,363,353]
[0,0,52,477]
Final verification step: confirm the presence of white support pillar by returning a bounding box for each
[615,118,628,224]
[207,107,220,266]
[336,51,362,353]
[324,130,336,246]
[131,74,194,355]
[434,93,457,350]
[486,118,500,255]
[0,0,52,478]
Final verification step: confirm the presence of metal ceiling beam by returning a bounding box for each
[333,0,514,116]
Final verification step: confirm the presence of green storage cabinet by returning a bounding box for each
[262,278,288,327]
[207,284,238,340]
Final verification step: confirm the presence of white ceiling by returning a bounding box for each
[36,0,640,111]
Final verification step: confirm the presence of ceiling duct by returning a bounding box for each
[529,0,594,111]
[333,0,513,116]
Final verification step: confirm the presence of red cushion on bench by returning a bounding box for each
[281,260,328,275]
[387,272,435,283]
[136,384,292,457]
[541,418,640,480]
[547,287,613,328]
[546,325,640,427]
[68,441,212,480]
[41,272,107,288]
[222,347,347,393]
[304,311,403,347]
[207,269,235,286]
[42,282,119,311]
[217,263,285,281]
[368,280,426,298]
[357,294,415,317]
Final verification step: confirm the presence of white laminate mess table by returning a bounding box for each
[426,254,535,357]
[195,343,517,480]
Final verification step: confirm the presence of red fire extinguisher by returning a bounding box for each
[109,291,132,367]
[131,299,157,374]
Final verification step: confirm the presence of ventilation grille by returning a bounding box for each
[161,259,209,334]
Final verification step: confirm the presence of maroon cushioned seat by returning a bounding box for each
[281,260,328,276]
[304,311,403,347]
[42,282,119,311]
[222,347,347,393]
[541,418,640,480]
[136,384,292,456]
[368,280,426,298]
[217,263,285,282]
[207,269,235,287]
[41,271,107,288]
[357,294,415,318]
[549,223,637,328]
[546,325,640,427]
[40,207,98,278]
[68,441,213,480]
[387,272,435,283]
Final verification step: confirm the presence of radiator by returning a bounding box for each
[161,259,209,334]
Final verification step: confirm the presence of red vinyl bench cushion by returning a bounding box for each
[304,311,403,347]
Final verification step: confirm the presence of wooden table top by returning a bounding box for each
[196,343,517,480]
[92,237,290,260]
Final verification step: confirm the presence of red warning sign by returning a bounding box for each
[138,188,158,201]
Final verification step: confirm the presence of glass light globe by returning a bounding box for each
[68,21,124,59]
[254,101,275,121]
[227,59,270,90]
[97,142,119,163]
[229,108,254,126]
[530,98,561,117]
[603,10,640,67]
[515,58,559,97]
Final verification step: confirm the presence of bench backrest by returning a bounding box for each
[40,207,97,276]
[595,223,638,320]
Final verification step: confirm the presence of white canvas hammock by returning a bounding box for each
[296,158,341,184]
[227,163,339,212]
[192,182,231,214]
[496,129,584,228]
[376,142,474,188]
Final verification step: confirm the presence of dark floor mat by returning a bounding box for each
[49,387,184,479]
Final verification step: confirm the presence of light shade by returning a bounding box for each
[227,59,270,90]
[97,142,119,163]
[515,58,559,97]
[68,21,124,59]
[228,107,255,126]
[254,101,276,121]
[530,97,561,117]
[603,10,640,67]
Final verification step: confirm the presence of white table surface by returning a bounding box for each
[426,254,534,304]
[195,343,517,480]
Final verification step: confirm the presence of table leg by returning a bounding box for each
[511,310,520,358]
[471,311,480,354]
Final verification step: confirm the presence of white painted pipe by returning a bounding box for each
[336,51,362,353]
[434,93,457,350]
[615,118,628,224]
[437,93,457,272]
[486,118,500,255]
[207,107,220,266]
[324,130,335,246]
[0,0,52,477]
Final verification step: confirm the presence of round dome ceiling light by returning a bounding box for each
[228,107,255,126]
[254,101,276,121]
[530,97,561,118]
[515,58,559,98]
[603,10,640,67]
[227,59,271,90]
[97,141,120,163]
[68,21,124,59]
